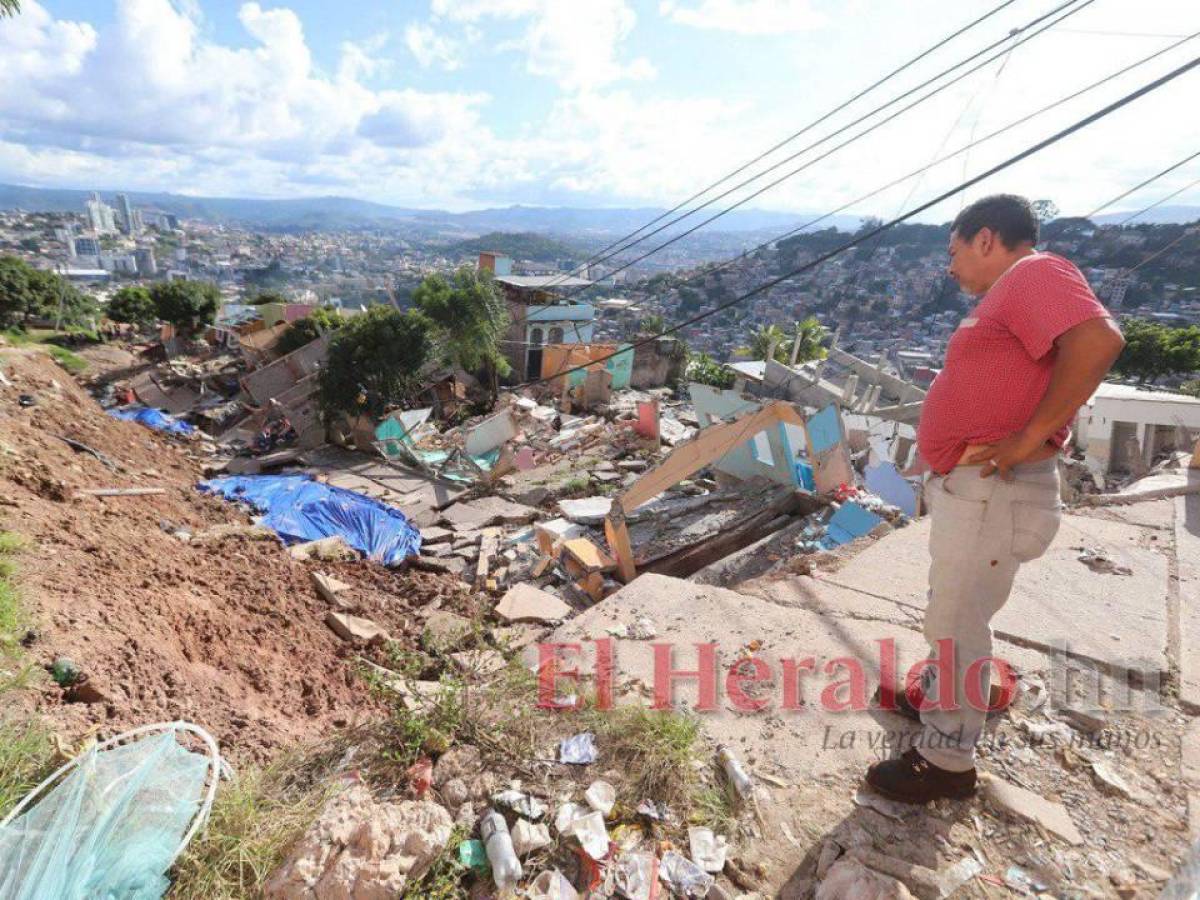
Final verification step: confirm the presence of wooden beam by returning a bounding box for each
[605,510,637,583]
[603,399,808,582]
[617,400,807,513]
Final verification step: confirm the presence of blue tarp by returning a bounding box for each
[198,474,422,565]
[108,405,195,436]
[820,501,884,550]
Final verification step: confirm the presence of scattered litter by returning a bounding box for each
[560,732,598,765]
[457,839,488,873]
[658,849,715,898]
[1076,546,1132,576]
[528,869,581,900]
[511,818,552,857]
[636,799,670,821]
[569,810,610,860]
[406,757,433,799]
[492,789,547,821]
[554,801,590,835]
[717,744,754,798]
[50,657,80,687]
[480,809,523,892]
[1003,865,1047,894]
[584,779,616,816]
[613,852,657,900]
[688,826,728,872]
[937,855,983,896]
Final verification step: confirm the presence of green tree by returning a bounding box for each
[275,306,344,356]
[412,266,510,394]
[106,286,156,328]
[1112,318,1200,383]
[149,280,219,333]
[1032,199,1060,224]
[247,289,288,306]
[318,306,432,421]
[739,323,791,363]
[0,256,96,328]
[0,1,20,17]
[789,315,830,364]
[638,313,666,335]
[684,351,735,389]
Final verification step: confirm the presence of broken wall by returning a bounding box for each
[688,383,801,488]
[240,333,330,406]
[631,338,687,389]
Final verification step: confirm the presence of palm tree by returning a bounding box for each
[789,316,830,364]
[639,313,665,336]
[739,323,791,363]
[0,1,20,17]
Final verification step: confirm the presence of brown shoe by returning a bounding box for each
[865,748,976,804]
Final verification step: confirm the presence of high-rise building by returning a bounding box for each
[134,245,157,277]
[84,192,117,235]
[115,193,140,236]
[72,236,101,258]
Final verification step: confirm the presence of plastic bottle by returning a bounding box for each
[716,744,754,799]
[480,809,523,892]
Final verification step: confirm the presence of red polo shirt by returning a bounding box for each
[917,252,1111,475]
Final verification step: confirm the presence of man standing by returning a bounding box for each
[865,194,1125,803]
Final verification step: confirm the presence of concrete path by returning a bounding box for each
[820,507,1173,678]
[541,574,1045,781]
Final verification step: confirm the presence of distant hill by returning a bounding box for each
[445,231,585,263]
[1093,205,1200,226]
[0,182,862,235]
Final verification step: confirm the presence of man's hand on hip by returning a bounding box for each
[962,430,1046,479]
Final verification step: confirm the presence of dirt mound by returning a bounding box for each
[0,347,453,762]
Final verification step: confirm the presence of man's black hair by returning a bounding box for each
[951,194,1039,248]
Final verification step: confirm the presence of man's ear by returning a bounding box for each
[976,227,996,256]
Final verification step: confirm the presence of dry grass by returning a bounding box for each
[170,736,352,899]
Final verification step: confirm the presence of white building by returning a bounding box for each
[85,192,117,235]
[1077,382,1200,474]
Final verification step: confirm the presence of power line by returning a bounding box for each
[543,29,1197,348]
[1109,173,1200,227]
[524,0,1094,316]
[1082,149,1200,219]
[533,0,1023,292]
[1128,225,1199,273]
[521,53,1200,391]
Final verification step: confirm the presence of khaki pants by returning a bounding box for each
[919,458,1061,771]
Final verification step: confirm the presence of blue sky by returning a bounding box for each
[2,0,1198,219]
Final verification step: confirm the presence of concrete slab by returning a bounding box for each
[542,574,977,780]
[1177,491,1200,709]
[441,496,539,531]
[828,512,1170,676]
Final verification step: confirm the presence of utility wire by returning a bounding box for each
[523,0,1094,317]
[1082,149,1200,219]
[533,0,1023,291]
[1128,225,1199,274]
[1108,174,1200,227]
[534,30,1196,351]
[520,54,1200,391]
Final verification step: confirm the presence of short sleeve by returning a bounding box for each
[991,255,1111,359]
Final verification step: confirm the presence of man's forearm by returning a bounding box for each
[1021,319,1125,445]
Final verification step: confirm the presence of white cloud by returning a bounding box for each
[404,22,462,71]
[0,0,496,206]
[659,0,824,35]
[433,0,654,91]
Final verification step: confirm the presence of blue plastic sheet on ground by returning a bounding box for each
[108,404,195,436]
[820,501,884,549]
[198,474,422,565]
